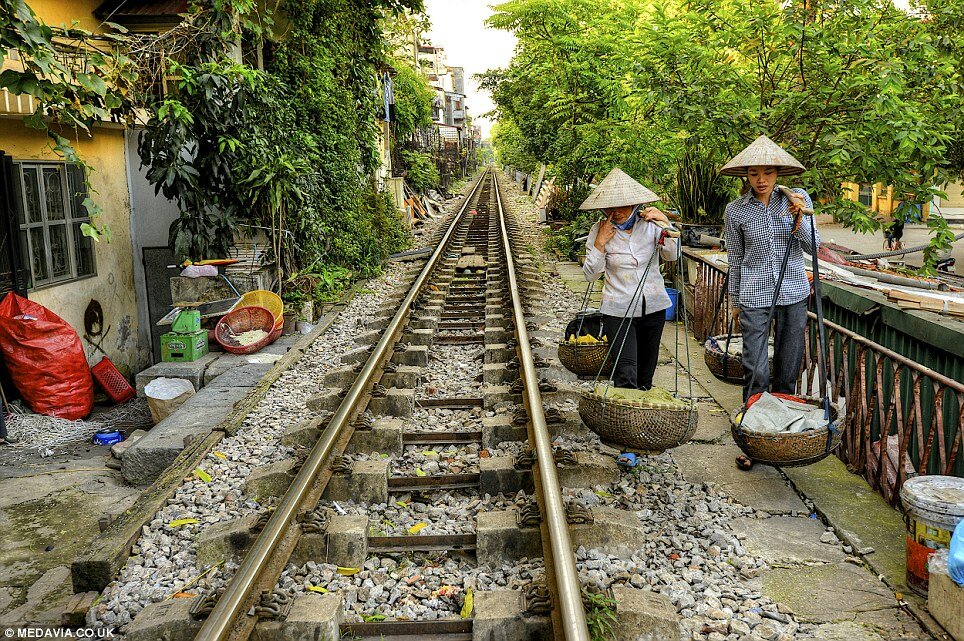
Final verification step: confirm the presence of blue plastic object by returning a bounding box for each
[93,430,123,446]
[950,520,964,586]
[617,452,640,468]
[665,288,679,321]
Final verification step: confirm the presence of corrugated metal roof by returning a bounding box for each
[94,0,189,21]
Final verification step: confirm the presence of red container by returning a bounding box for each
[215,306,277,355]
[91,356,136,404]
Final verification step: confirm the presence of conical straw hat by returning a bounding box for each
[579,168,660,210]
[719,135,805,177]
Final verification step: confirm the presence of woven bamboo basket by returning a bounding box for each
[578,390,698,452]
[557,342,614,377]
[731,398,841,467]
[703,335,773,385]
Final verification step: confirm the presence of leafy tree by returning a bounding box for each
[486,0,964,269]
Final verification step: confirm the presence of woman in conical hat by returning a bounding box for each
[721,135,820,456]
[581,168,680,390]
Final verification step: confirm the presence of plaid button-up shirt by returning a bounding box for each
[725,187,820,309]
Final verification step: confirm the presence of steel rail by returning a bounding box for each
[195,168,491,641]
[492,172,591,640]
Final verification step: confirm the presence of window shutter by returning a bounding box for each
[67,163,88,220]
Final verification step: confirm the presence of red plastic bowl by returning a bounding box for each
[215,306,276,355]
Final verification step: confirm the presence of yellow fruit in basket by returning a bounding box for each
[568,334,577,343]
[601,335,608,342]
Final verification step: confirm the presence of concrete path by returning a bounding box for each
[554,260,940,640]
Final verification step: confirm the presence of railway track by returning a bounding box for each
[192,168,592,641]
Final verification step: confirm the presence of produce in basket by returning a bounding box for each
[592,384,688,409]
[565,334,608,345]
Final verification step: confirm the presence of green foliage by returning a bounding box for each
[487,0,964,270]
[491,118,538,173]
[400,148,440,191]
[582,588,617,641]
[673,139,736,226]
[138,60,272,261]
[0,0,138,240]
[391,59,434,141]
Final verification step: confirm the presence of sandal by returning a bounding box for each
[617,452,639,468]
[735,454,753,471]
[0,436,17,446]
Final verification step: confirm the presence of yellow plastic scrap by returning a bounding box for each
[408,522,428,535]
[168,518,199,528]
[336,566,361,576]
[460,589,474,618]
[307,585,328,593]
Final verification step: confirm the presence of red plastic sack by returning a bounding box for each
[0,293,93,420]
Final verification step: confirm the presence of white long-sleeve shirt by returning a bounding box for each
[583,218,680,317]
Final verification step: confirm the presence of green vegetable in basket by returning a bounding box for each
[592,384,687,409]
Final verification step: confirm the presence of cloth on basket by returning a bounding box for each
[705,336,775,359]
[742,392,828,434]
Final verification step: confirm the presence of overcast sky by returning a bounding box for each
[423,0,516,140]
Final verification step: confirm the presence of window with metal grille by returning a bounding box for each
[11,162,96,289]
[858,183,873,207]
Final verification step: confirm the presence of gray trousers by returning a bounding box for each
[740,300,808,402]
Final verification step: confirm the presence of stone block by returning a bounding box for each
[928,561,964,641]
[281,420,323,449]
[306,389,344,414]
[368,388,415,418]
[401,328,435,346]
[482,416,525,448]
[252,593,343,641]
[483,363,516,385]
[121,385,248,485]
[340,346,373,366]
[323,459,389,504]
[323,365,357,390]
[346,421,403,455]
[365,316,392,332]
[473,590,552,641]
[486,314,511,328]
[484,327,511,344]
[391,345,429,368]
[481,456,533,495]
[536,383,584,406]
[125,595,203,641]
[244,458,298,501]
[196,513,260,568]
[110,429,147,459]
[484,346,514,365]
[477,510,541,566]
[570,507,646,558]
[204,362,273,388]
[483,385,514,408]
[611,587,680,641]
[290,515,368,568]
[134,353,218,396]
[409,316,439,330]
[354,329,382,346]
[381,365,420,389]
[557,452,619,489]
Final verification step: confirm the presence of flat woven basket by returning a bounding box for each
[557,342,614,377]
[578,390,698,452]
[731,399,841,467]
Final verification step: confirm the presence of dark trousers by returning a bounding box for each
[740,300,808,402]
[603,308,665,390]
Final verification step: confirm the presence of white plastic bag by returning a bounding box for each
[144,377,196,424]
[180,264,218,278]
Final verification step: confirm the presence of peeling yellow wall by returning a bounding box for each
[25,0,104,31]
[943,181,964,209]
[0,119,140,376]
